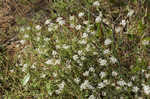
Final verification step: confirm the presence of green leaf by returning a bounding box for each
[22,73,30,86]
[143,37,150,41]
[131,66,141,73]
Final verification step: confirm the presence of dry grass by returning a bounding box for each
[0,0,150,98]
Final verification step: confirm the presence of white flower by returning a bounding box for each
[98,82,105,89]
[26,27,31,30]
[99,72,106,79]
[99,59,107,66]
[56,17,65,25]
[52,51,57,56]
[127,82,133,87]
[100,11,103,16]
[103,80,110,85]
[62,44,70,49]
[147,66,150,69]
[103,18,109,25]
[31,63,36,69]
[78,12,84,18]
[120,97,124,99]
[79,39,87,44]
[81,56,86,60]
[77,60,81,64]
[116,86,121,90]
[69,15,75,21]
[93,1,100,7]
[127,9,134,17]
[82,33,88,38]
[16,44,19,48]
[56,17,63,22]
[48,23,55,31]
[83,71,89,77]
[112,71,118,77]
[142,69,146,73]
[75,24,82,30]
[93,52,98,55]
[91,31,96,35]
[55,82,65,94]
[36,48,42,54]
[44,37,50,41]
[70,24,75,28]
[10,69,14,73]
[110,56,118,64]
[55,89,61,94]
[145,73,150,78]
[143,85,150,95]
[74,78,80,84]
[45,59,60,65]
[115,26,122,33]
[120,20,126,27]
[45,59,53,65]
[73,55,79,61]
[53,72,57,77]
[48,27,53,32]
[48,92,53,96]
[58,20,65,25]
[20,27,25,32]
[86,44,91,51]
[132,86,139,92]
[66,64,71,69]
[138,57,142,62]
[83,20,89,25]
[86,27,90,32]
[20,40,26,45]
[78,50,83,55]
[80,80,94,90]
[88,95,96,99]
[45,19,51,25]
[103,49,110,54]
[58,81,65,89]
[131,76,136,81]
[22,64,28,72]
[117,80,126,86]
[79,63,83,66]
[102,92,106,96]
[111,83,115,86]
[54,25,58,30]
[40,73,46,78]
[35,25,41,30]
[56,45,61,49]
[55,59,61,65]
[49,22,54,26]
[104,38,112,45]
[138,97,143,99]
[95,16,101,23]
[142,40,149,46]
[89,67,95,72]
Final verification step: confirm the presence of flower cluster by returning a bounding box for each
[9,0,150,98]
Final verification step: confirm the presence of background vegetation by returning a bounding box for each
[0,0,150,98]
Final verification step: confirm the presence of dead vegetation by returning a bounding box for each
[0,0,51,32]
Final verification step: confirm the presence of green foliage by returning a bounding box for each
[0,0,150,98]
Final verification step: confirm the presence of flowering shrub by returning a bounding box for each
[0,0,150,98]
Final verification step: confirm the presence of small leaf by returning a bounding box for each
[22,73,30,86]
[143,37,150,41]
[131,66,141,73]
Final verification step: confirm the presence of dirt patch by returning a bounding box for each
[0,0,31,32]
